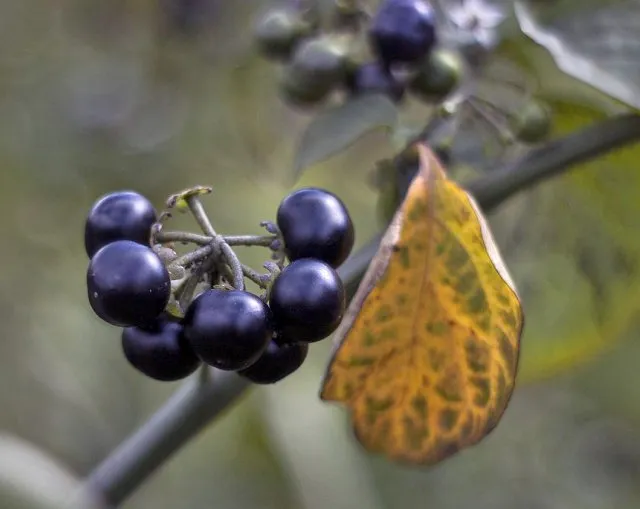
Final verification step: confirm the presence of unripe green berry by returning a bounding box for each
[509,100,552,143]
[410,48,463,101]
[254,9,313,60]
[280,35,352,107]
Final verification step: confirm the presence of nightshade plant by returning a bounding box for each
[83,0,640,506]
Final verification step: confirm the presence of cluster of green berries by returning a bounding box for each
[84,187,354,385]
[254,0,463,108]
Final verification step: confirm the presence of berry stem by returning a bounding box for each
[241,264,269,289]
[82,113,640,507]
[155,232,278,249]
[218,239,245,291]
[155,231,212,246]
[170,244,214,269]
[223,234,277,247]
[186,195,217,237]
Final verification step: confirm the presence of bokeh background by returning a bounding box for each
[3,1,640,508]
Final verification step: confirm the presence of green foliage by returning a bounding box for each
[293,94,399,178]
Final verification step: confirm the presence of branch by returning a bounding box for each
[83,113,640,507]
[86,371,251,506]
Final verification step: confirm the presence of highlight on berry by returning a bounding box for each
[83,186,353,385]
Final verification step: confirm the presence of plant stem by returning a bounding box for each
[85,370,251,507]
[241,264,269,289]
[155,232,277,248]
[218,239,245,291]
[467,114,640,209]
[155,231,212,246]
[83,112,640,507]
[171,244,214,269]
[186,195,217,237]
[222,235,277,247]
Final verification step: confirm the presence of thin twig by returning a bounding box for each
[241,264,269,289]
[171,244,214,269]
[218,240,245,291]
[186,196,217,237]
[222,234,277,247]
[155,231,212,246]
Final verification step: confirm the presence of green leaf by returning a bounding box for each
[293,94,399,179]
[486,97,640,382]
[515,0,640,110]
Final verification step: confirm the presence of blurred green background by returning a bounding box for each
[3,1,640,508]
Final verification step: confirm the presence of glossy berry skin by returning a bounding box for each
[277,188,354,268]
[269,259,346,343]
[87,240,171,327]
[183,290,273,371]
[85,190,157,258]
[347,62,404,102]
[239,339,308,384]
[122,318,200,382]
[369,0,437,65]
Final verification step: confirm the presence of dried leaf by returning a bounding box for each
[321,143,524,464]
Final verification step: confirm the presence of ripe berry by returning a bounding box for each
[122,318,200,381]
[269,259,345,343]
[254,8,313,60]
[85,190,157,258]
[280,36,351,107]
[183,290,273,371]
[87,240,171,327]
[369,0,437,65]
[277,188,354,268]
[347,62,404,102]
[239,339,308,384]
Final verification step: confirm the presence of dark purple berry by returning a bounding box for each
[347,62,405,101]
[122,318,200,381]
[85,190,157,258]
[277,188,354,268]
[269,259,345,343]
[183,290,273,371]
[369,0,437,65]
[87,240,170,327]
[239,339,308,384]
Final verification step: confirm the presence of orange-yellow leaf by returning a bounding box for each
[320,144,524,465]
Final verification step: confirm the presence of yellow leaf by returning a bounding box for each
[321,144,524,465]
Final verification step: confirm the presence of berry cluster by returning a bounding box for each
[254,0,462,109]
[84,186,354,385]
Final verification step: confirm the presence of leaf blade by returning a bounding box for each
[321,144,524,465]
[293,94,399,179]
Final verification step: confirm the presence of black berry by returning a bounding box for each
[369,0,437,65]
[85,190,157,258]
[239,339,308,384]
[277,188,354,268]
[183,290,273,371]
[87,240,171,327]
[122,318,200,381]
[269,259,345,343]
[347,62,405,101]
